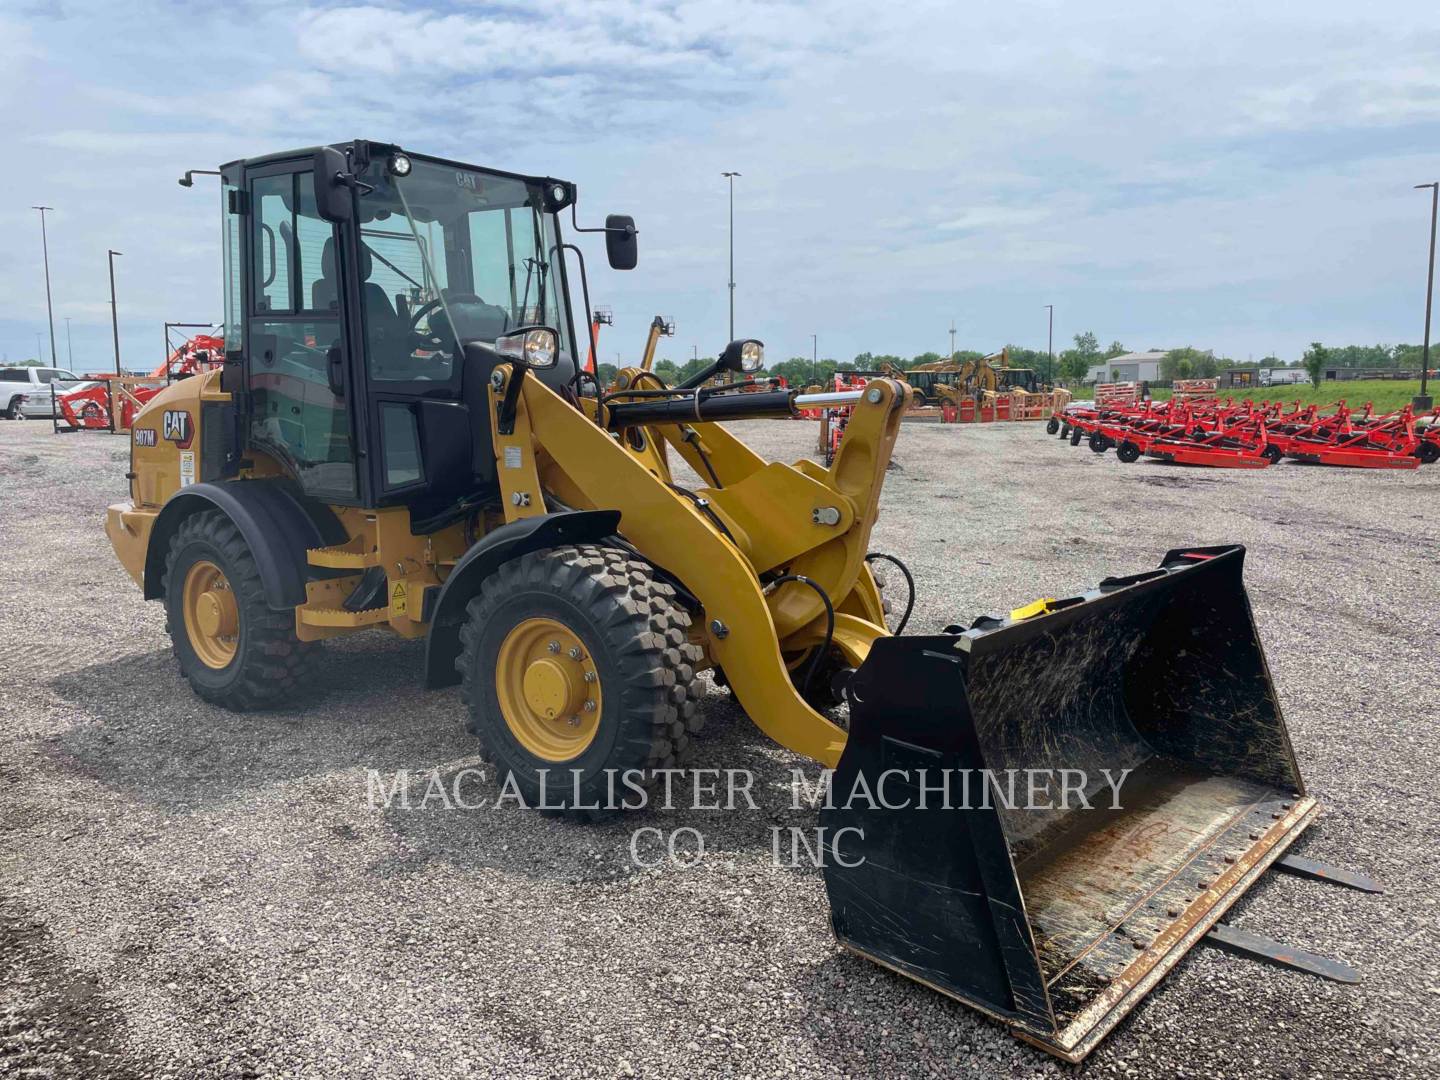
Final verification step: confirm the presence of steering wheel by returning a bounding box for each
[408,293,498,350]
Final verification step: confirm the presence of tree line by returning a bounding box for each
[584,334,1438,390]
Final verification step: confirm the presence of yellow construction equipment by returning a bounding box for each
[106,141,1349,1062]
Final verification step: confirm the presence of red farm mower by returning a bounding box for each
[1052,395,1438,471]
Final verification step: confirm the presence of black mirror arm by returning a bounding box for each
[329,170,374,197]
[569,201,636,239]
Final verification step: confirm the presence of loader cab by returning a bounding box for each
[219,141,589,519]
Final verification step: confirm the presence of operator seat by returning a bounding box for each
[312,237,408,348]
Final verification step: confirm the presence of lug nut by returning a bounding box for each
[568,716,581,727]
[583,700,596,712]
[569,647,582,660]
[548,641,560,653]
[583,671,596,683]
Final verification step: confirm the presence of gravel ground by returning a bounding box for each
[1,415,1437,1079]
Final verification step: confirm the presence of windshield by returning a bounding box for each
[355,156,574,382]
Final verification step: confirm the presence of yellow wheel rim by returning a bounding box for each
[495,617,602,762]
[182,560,239,670]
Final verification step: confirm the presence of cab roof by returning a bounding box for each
[219,140,570,191]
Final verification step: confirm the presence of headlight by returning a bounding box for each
[496,327,559,368]
[719,338,765,374]
[740,340,764,373]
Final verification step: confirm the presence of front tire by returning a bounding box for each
[163,510,318,709]
[457,544,705,816]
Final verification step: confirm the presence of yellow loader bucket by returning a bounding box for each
[820,545,1316,1062]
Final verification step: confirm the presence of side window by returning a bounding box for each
[297,177,336,313]
[381,403,422,488]
[35,370,56,384]
[222,178,243,353]
[252,174,294,313]
[0,369,24,382]
[249,318,354,498]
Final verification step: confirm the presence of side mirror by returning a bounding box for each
[312,147,353,224]
[605,214,638,270]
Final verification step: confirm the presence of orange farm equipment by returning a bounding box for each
[57,330,225,433]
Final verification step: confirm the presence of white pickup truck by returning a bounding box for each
[0,366,87,419]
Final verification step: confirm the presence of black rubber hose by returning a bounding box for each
[771,574,835,697]
[864,552,915,634]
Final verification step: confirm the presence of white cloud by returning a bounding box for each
[2,0,1440,365]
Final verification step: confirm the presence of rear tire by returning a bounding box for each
[1088,432,1109,453]
[1415,442,1439,464]
[1069,426,1083,446]
[163,510,318,709]
[4,396,22,420]
[457,544,705,817]
[1117,441,1141,463]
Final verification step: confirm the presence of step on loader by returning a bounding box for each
[106,141,1372,1062]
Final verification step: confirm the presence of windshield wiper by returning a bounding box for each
[518,256,548,325]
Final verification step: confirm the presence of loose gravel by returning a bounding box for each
[1,416,1437,1079]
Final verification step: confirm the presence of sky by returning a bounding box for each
[2,0,1440,371]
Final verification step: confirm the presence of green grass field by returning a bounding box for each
[1090,380,1431,413]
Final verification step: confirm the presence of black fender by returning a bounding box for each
[423,509,621,688]
[144,480,346,608]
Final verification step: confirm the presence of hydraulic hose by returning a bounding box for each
[768,574,835,698]
[864,552,915,634]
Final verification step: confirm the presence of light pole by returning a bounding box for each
[108,250,123,375]
[1415,183,1437,410]
[722,172,740,343]
[811,333,818,387]
[32,206,58,366]
[64,317,73,367]
[1044,304,1054,386]
[949,320,957,362]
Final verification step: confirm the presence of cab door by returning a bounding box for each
[244,165,360,502]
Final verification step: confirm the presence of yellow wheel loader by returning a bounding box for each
[107,141,1369,1062]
